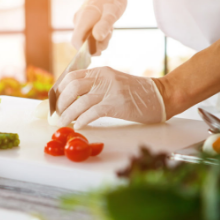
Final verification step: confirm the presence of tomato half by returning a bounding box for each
[65,137,91,162]
[52,127,75,145]
[44,140,65,156]
[67,132,88,143]
[90,143,104,156]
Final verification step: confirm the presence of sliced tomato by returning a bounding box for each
[44,140,65,156]
[52,127,75,145]
[90,143,104,156]
[65,137,91,162]
[67,132,88,143]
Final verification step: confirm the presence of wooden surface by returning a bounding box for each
[0,177,92,220]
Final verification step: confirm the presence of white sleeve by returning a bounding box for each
[184,0,220,45]
[153,0,220,51]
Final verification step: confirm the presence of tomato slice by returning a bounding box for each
[90,143,104,156]
[65,137,91,162]
[44,140,65,156]
[52,127,75,145]
[67,132,88,143]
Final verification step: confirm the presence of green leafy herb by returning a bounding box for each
[60,146,220,220]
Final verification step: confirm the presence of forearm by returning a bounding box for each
[153,39,220,120]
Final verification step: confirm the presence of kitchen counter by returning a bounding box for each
[0,96,214,219]
[0,177,92,220]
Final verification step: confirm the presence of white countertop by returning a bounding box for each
[0,96,211,191]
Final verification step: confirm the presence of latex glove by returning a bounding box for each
[56,67,166,130]
[72,0,127,56]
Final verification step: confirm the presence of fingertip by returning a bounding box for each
[58,119,66,128]
[93,22,111,41]
[74,121,83,130]
[93,29,106,42]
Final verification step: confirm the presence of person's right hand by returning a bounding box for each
[72,0,127,56]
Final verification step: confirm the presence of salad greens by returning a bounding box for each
[60,147,220,220]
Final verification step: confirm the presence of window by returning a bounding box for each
[0,0,196,89]
[51,0,166,79]
[0,0,25,82]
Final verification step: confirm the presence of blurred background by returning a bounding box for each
[0,0,196,99]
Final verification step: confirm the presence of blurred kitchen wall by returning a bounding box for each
[0,0,25,81]
[0,0,196,82]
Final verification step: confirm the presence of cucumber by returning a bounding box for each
[0,133,20,149]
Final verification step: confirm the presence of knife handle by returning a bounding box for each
[88,34,97,55]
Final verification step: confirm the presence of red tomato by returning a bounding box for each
[44,140,65,156]
[52,127,75,145]
[67,132,88,143]
[90,143,104,156]
[65,137,91,162]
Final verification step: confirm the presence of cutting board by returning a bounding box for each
[0,96,210,191]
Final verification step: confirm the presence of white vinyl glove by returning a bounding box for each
[56,67,166,130]
[72,0,127,55]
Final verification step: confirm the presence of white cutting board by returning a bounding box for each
[0,96,210,191]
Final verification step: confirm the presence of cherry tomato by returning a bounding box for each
[90,143,104,156]
[52,127,75,145]
[67,132,88,143]
[65,137,91,162]
[44,140,65,156]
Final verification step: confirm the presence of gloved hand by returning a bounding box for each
[72,0,127,55]
[56,67,166,130]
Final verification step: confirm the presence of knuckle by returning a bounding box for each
[97,104,109,117]
[68,71,78,81]
[70,80,80,91]
[101,66,115,78]
[78,95,91,106]
[101,66,111,72]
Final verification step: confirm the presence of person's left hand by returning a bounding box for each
[56,67,166,130]
[72,0,127,56]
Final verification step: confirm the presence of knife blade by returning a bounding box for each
[49,34,96,116]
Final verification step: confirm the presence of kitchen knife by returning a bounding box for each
[49,34,97,116]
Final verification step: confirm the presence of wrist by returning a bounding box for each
[152,76,187,120]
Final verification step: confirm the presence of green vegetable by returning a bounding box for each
[0,133,20,149]
[60,147,220,220]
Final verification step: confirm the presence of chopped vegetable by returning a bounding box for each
[90,143,104,156]
[52,127,76,144]
[0,133,20,149]
[47,111,61,127]
[68,132,88,143]
[34,99,49,119]
[45,127,104,162]
[44,140,65,156]
[65,137,91,162]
